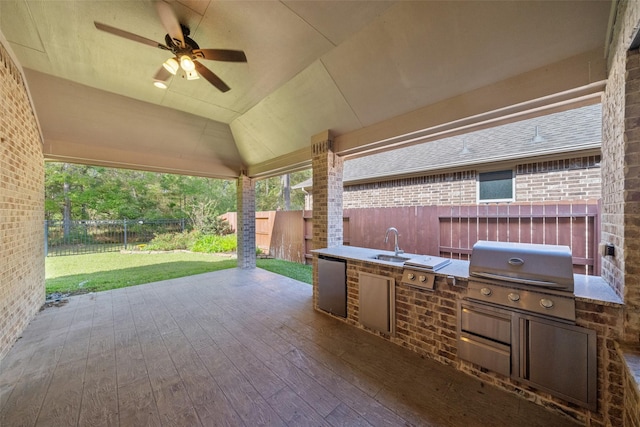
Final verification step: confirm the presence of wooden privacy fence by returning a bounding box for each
[224,201,601,275]
[222,210,307,263]
[437,203,600,275]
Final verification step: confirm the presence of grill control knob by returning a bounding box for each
[540,298,554,309]
[507,293,520,302]
[419,275,427,283]
[480,287,492,296]
[407,273,415,280]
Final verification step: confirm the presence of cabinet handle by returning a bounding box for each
[520,318,528,379]
[508,293,520,302]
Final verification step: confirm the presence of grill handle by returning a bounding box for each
[508,257,525,266]
[471,272,568,289]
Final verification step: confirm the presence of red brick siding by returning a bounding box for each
[515,156,601,202]
[342,156,601,209]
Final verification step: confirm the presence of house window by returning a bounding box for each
[478,169,514,203]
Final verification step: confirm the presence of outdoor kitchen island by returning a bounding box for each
[312,245,624,426]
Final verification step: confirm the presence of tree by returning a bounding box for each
[45,163,237,220]
[44,162,311,219]
[255,170,311,211]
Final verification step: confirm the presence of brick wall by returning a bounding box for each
[575,300,625,426]
[624,49,640,344]
[621,346,640,427]
[601,2,640,423]
[0,41,45,360]
[515,156,601,201]
[601,2,632,300]
[344,171,476,208]
[342,156,601,209]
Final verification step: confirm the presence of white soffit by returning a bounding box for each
[26,69,242,178]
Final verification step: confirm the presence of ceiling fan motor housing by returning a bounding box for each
[165,29,199,54]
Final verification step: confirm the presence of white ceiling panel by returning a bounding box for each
[231,60,361,165]
[322,1,611,127]
[282,1,395,46]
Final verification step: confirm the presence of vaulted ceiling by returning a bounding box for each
[1,1,611,179]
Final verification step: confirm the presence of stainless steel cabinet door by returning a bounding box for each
[359,272,394,335]
[518,316,597,411]
[318,257,347,317]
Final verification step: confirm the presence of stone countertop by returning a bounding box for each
[312,245,623,305]
[313,246,454,271]
[620,343,640,389]
[573,274,622,305]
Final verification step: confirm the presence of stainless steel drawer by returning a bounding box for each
[459,302,511,344]
[458,334,511,377]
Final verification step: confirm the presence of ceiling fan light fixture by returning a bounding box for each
[162,57,179,75]
[180,55,195,71]
[153,80,168,89]
[185,69,200,80]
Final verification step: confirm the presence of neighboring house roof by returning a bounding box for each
[293,104,601,189]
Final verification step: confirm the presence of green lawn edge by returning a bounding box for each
[45,252,311,295]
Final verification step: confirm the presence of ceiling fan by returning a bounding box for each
[94,1,246,92]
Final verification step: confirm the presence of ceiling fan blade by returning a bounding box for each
[94,22,168,50]
[194,61,230,93]
[193,49,247,62]
[155,1,185,48]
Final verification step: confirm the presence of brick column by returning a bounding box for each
[237,173,256,269]
[312,130,344,249]
[311,130,344,308]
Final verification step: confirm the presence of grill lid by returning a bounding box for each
[469,241,574,292]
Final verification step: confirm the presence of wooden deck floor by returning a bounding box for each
[0,268,580,426]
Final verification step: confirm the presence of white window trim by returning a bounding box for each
[476,169,515,203]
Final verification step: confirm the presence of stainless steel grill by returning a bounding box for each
[469,240,574,292]
[467,240,576,321]
[459,241,596,410]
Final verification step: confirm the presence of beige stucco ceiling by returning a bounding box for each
[0,1,611,179]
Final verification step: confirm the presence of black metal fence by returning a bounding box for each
[45,219,189,256]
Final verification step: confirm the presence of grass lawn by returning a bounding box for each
[256,258,312,284]
[45,252,311,295]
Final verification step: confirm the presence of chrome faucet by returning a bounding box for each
[384,227,404,256]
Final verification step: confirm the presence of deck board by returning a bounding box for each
[0,268,581,426]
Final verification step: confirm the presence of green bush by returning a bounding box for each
[198,216,234,236]
[145,230,201,251]
[191,234,237,253]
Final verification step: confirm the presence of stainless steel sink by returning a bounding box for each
[371,254,410,263]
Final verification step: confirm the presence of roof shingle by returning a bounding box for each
[294,104,601,189]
